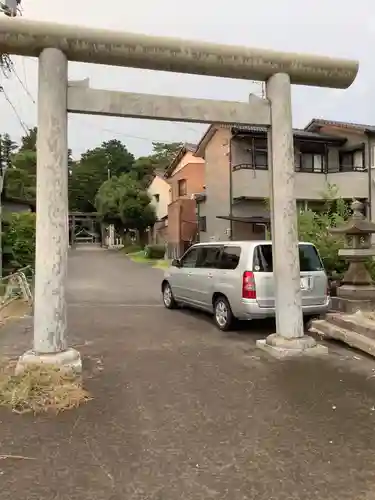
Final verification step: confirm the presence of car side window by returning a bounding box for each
[180,248,199,268]
[196,246,222,268]
[219,246,241,270]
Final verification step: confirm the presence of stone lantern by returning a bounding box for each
[331,199,375,304]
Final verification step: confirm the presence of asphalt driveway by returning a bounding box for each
[1,246,375,500]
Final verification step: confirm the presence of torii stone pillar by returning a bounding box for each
[17,48,81,373]
[256,73,325,357]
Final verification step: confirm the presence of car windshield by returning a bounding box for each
[253,244,324,272]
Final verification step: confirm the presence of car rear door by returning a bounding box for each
[252,243,327,308]
[252,244,275,308]
[299,244,327,306]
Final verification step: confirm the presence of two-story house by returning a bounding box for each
[164,143,205,257]
[147,174,171,244]
[195,120,372,242]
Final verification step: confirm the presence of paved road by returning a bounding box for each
[2,247,375,500]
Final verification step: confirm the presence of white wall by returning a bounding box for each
[147,175,171,220]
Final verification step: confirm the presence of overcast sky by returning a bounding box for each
[0,0,374,159]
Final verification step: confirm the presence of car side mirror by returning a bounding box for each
[171,258,181,268]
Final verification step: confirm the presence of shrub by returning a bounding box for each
[144,244,165,259]
[3,212,36,274]
[297,185,352,278]
[122,243,143,254]
[298,207,348,277]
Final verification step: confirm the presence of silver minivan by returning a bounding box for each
[162,240,330,331]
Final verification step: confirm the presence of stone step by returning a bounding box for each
[310,319,375,358]
[327,312,375,341]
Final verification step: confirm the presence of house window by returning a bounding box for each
[251,138,268,169]
[339,149,366,172]
[198,216,207,232]
[298,153,325,173]
[154,194,160,203]
[232,138,268,171]
[178,179,187,196]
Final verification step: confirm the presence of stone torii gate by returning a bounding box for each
[0,18,358,369]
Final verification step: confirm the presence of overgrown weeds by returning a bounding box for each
[0,363,91,414]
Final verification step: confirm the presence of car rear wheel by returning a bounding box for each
[213,296,234,331]
[162,282,177,309]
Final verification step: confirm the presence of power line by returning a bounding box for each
[7,61,205,145]
[13,57,205,136]
[0,84,29,134]
[81,122,202,145]
[11,65,35,104]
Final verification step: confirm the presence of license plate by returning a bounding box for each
[300,276,311,290]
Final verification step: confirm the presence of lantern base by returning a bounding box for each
[338,284,375,301]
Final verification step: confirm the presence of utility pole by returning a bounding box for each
[0,2,22,280]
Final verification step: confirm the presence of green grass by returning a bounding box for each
[152,259,170,270]
[127,251,170,269]
[121,244,143,254]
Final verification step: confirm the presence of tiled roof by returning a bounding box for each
[231,124,345,142]
[305,119,375,134]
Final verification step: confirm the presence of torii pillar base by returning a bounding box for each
[16,348,82,375]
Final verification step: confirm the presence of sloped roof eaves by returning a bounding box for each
[194,124,217,158]
[194,123,243,158]
[232,125,345,142]
[164,142,198,178]
[305,119,375,134]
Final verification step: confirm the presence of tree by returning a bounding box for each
[80,139,135,178]
[297,185,351,277]
[132,142,183,184]
[264,184,352,277]
[151,142,183,171]
[0,133,18,170]
[4,132,37,202]
[2,212,36,273]
[69,139,135,212]
[95,174,156,239]
[131,155,159,186]
[19,126,37,152]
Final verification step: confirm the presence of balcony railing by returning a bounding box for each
[232,163,267,171]
[233,163,367,173]
[329,165,368,173]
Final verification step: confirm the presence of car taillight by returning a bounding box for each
[242,271,256,299]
